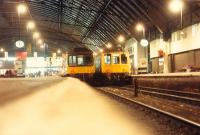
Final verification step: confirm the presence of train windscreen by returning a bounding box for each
[68,55,93,66]
[121,54,128,64]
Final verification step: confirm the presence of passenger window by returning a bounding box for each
[104,54,111,64]
[121,54,127,64]
[68,55,77,66]
[113,54,120,64]
[69,56,73,65]
[72,56,77,66]
[77,55,84,65]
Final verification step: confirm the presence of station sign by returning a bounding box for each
[16,40,25,48]
[16,52,27,60]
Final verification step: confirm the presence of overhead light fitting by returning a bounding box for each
[100,49,104,53]
[0,48,4,52]
[136,23,144,32]
[17,3,27,15]
[118,35,125,43]
[37,39,43,45]
[106,43,112,49]
[33,32,40,39]
[169,0,183,13]
[57,49,61,54]
[27,21,35,30]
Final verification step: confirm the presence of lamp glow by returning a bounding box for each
[118,35,125,43]
[100,49,104,53]
[136,23,144,32]
[106,43,112,49]
[140,39,149,47]
[40,45,44,49]
[27,21,35,30]
[169,0,183,13]
[17,3,27,15]
[33,32,40,39]
[57,49,61,54]
[37,39,43,44]
[0,48,4,52]
[93,52,97,56]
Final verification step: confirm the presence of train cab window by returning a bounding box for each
[77,55,84,65]
[113,54,120,64]
[121,54,127,64]
[85,55,93,65]
[104,54,111,64]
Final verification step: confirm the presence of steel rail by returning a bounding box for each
[119,86,200,106]
[97,88,200,130]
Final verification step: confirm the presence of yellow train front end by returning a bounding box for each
[101,52,131,75]
[94,51,131,85]
[66,48,95,81]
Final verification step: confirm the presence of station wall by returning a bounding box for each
[150,22,200,73]
[125,38,147,74]
[170,23,200,54]
[150,23,200,58]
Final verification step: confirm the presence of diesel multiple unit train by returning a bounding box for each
[66,48,131,85]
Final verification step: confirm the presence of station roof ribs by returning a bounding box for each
[0,0,199,51]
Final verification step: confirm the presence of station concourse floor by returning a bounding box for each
[0,77,156,135]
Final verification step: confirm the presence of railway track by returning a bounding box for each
[119,86,200,106]
[97,87,200,134]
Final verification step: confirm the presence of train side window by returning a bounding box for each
[104,54,111,64]
[113,54,120,64]
[121,54,127,64]
[72,56,77,66]
[68,56,73,65]
[77,55,84,65]
[68,55,77,66]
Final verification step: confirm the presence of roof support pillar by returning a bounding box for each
[58,0,63,32]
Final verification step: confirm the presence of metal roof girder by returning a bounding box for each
[82,0,114,41]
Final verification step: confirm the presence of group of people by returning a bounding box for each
[27,70,60,78]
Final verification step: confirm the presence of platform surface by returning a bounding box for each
[0,77,155,135]
[131,72,200,77]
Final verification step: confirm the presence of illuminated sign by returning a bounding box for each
[140,39,149,47]
[16,40,25,48]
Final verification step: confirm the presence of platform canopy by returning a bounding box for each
[0,0,199,52]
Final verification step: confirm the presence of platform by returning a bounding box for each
[131,72,200,77]
[0,77,161,135]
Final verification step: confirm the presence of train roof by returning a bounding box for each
[68,48,93,55]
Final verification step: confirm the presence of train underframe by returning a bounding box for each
[65,73,132,86]
[91,72,132,86]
